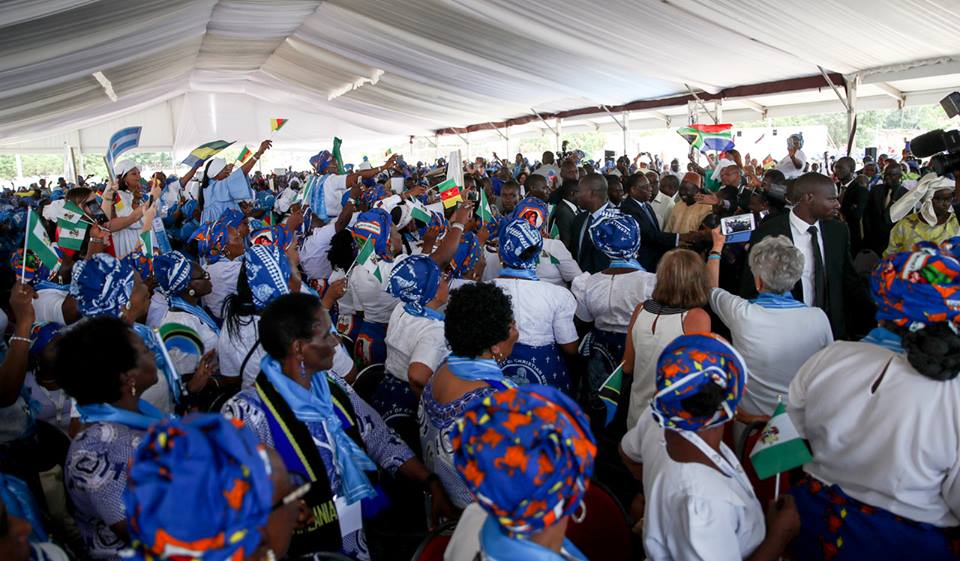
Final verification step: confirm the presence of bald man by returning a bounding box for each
[741,172,871,340]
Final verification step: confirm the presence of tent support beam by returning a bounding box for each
[531,109,558,136]
[740,99,768,117]
[818,66,850,112]
[651,112,672,127]
[845,73,860,156]
[684,84,719,124]
[875,82,906,107]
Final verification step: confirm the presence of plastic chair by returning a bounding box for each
[410,520,458,561]
[565,480,632,561]
[351,362,385,402]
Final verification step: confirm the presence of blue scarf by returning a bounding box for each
[260,355,376,504]
[169,296,221,335]
[76,400,167,431]
[751,292,806,309]
[608,258,644,271]
[861,327,905,354]
[480,517,587,561]
[403,304,444,321]
[446,355,513,390]
[499,267,539,281]
[34,281,68,292]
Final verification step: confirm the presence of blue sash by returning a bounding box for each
[403,304,444,321]
[480,517,587,561]
[132,323,182,404]
[446,355,513,390]
[169,296,221,335]
[76,400,167,431]
[34,281,68,292]
[750,292,806,309]
[861,327,905,354]
[608,258,644,271]
[499,267,539,281]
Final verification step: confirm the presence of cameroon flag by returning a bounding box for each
[436,179,462,209]
[270,118,288,132]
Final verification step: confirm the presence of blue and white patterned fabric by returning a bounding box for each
[70,254,135,318]
[244,245,291,312]
[152,251,192,297]
[499,218,542,270]
[387,255,441,318]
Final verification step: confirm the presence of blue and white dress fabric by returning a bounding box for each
[222,377,414,561]
[244,244,292,311]
[200,169,253,224]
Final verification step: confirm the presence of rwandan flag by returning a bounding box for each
[677,124,735,152]
[181,140,235,168]
[270,118,288,132]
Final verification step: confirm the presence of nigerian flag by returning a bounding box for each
[749,401,813,480]
[478,188,494,223]
[26,208,60,269]
[353,236,383,282]
[409,199,432,224]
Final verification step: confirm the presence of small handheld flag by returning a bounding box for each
[139,231,154,260]
[105,126,142,172]
[749,401,813,480]
[181,140,235,168]
[25,208,61,273]
[270,118,288,132]
[677,124,735,152]
[56,201,90,251]
[409,199,433,224]
[333,137,345,174]
[598,363,624,427]
[236,146,253,164]
[478,188,494,223]
[348,236,383,282]
[436,179,462,209]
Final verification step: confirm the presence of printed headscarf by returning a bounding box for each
[589,212,641,260]
[452,385,597,537]
[153,251,193,296]
[124,414,273,561]
[511,196,549,232]
[250,224,294,252]
[309,150,332,172]
[449,231,482,279]
[244,245,291,312]
[351,209,393,259]
[10,248,54,285]
[870,246,960,331]
[499,218,542,270]
[29,322,63,363]
[651,333,748,432]
[388,255,441,315]
[122,251,154,282]
[70,253,135,318]
[360,184,387,209]
[191,219,233,264]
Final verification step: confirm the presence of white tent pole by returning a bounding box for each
[623,111,629,157]
[556,118,562,153]
[845,73,860,156]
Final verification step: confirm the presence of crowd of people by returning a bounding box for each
[0,131,957,561]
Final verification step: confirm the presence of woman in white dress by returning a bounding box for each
[620,333,799,561]
[152,251,218,377]
[494,218,578,392]
[105,160,158,260]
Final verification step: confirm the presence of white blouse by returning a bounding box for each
[492,277,578,347]
[622,414,765,561]
[32,288,67,325]
[570,270,656,333]
[202,257,242,320]
[481,239,581,287]
[330,269,360,316]
[384,305,449,381]
[788,341,960,526]
[111,190,143,260]
[146,292,168,329]
[351,256,405,324]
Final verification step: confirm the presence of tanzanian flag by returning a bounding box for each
[181,140,235,168]
[598,363,624,427]
[270,118,288,132]
[437,179,462,209]
[677,124,735,152]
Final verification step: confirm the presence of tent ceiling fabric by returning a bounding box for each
[0,0,958,154]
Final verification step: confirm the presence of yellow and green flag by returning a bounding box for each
[270,118,288,132]
[181,140,235,168]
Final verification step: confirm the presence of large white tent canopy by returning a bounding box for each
[1,0,959,160]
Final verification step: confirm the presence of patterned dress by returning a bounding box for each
[222,378,413,561]
[64,422,145,561]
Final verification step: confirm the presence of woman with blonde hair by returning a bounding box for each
[623,248,711,429]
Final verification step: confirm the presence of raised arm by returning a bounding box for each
[241,140,272,176]
[0,283,35,407]
[429,202,474,266]
[178,162,203,188]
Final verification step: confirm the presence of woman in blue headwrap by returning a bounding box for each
[448,385,596,561]
[56,316,172,561]
[571,213,656,421]
[784,243,960,561]
[446,230,485,290]
[10,248,80,326]
[619,333,799,561]
[503,196,582,286]
[367,256,449,447]
[153,251,219,377]
[198,141,270,225]
[70,253,209,414]
[350,204,471,368]
[222,293,454,560]
[193,212,247,322]
[494,218,578,392]
[310,151,401,220]
[124,414,301,561]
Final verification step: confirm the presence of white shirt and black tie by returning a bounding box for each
[788,209,826,308]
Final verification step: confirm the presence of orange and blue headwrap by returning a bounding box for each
[9,248,55,285]
[125,414,273,561]
[191,220,232,264]
[870,245,960,331]
[351,209,392,258]
[511,196,549,231]
[651,333,747,432]
[452,385,596,537]
[449,231,482,279]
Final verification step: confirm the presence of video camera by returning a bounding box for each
[908,91,960,176]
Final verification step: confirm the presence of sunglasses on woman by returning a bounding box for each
[270,474,312,512]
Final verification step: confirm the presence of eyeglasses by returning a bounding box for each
[271,478,312,512]
[191,270,210,281]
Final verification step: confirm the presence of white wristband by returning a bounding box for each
[450,223,465,232]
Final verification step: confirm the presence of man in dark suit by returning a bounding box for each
[835,156,869,256]
[741,172,872,340]
[570,174,611,274]
[548,178,579,253]
[862,161,908,256]
[620,173,684,271]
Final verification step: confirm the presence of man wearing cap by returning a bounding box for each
[664,173,714,235]
[199,139,271,224]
